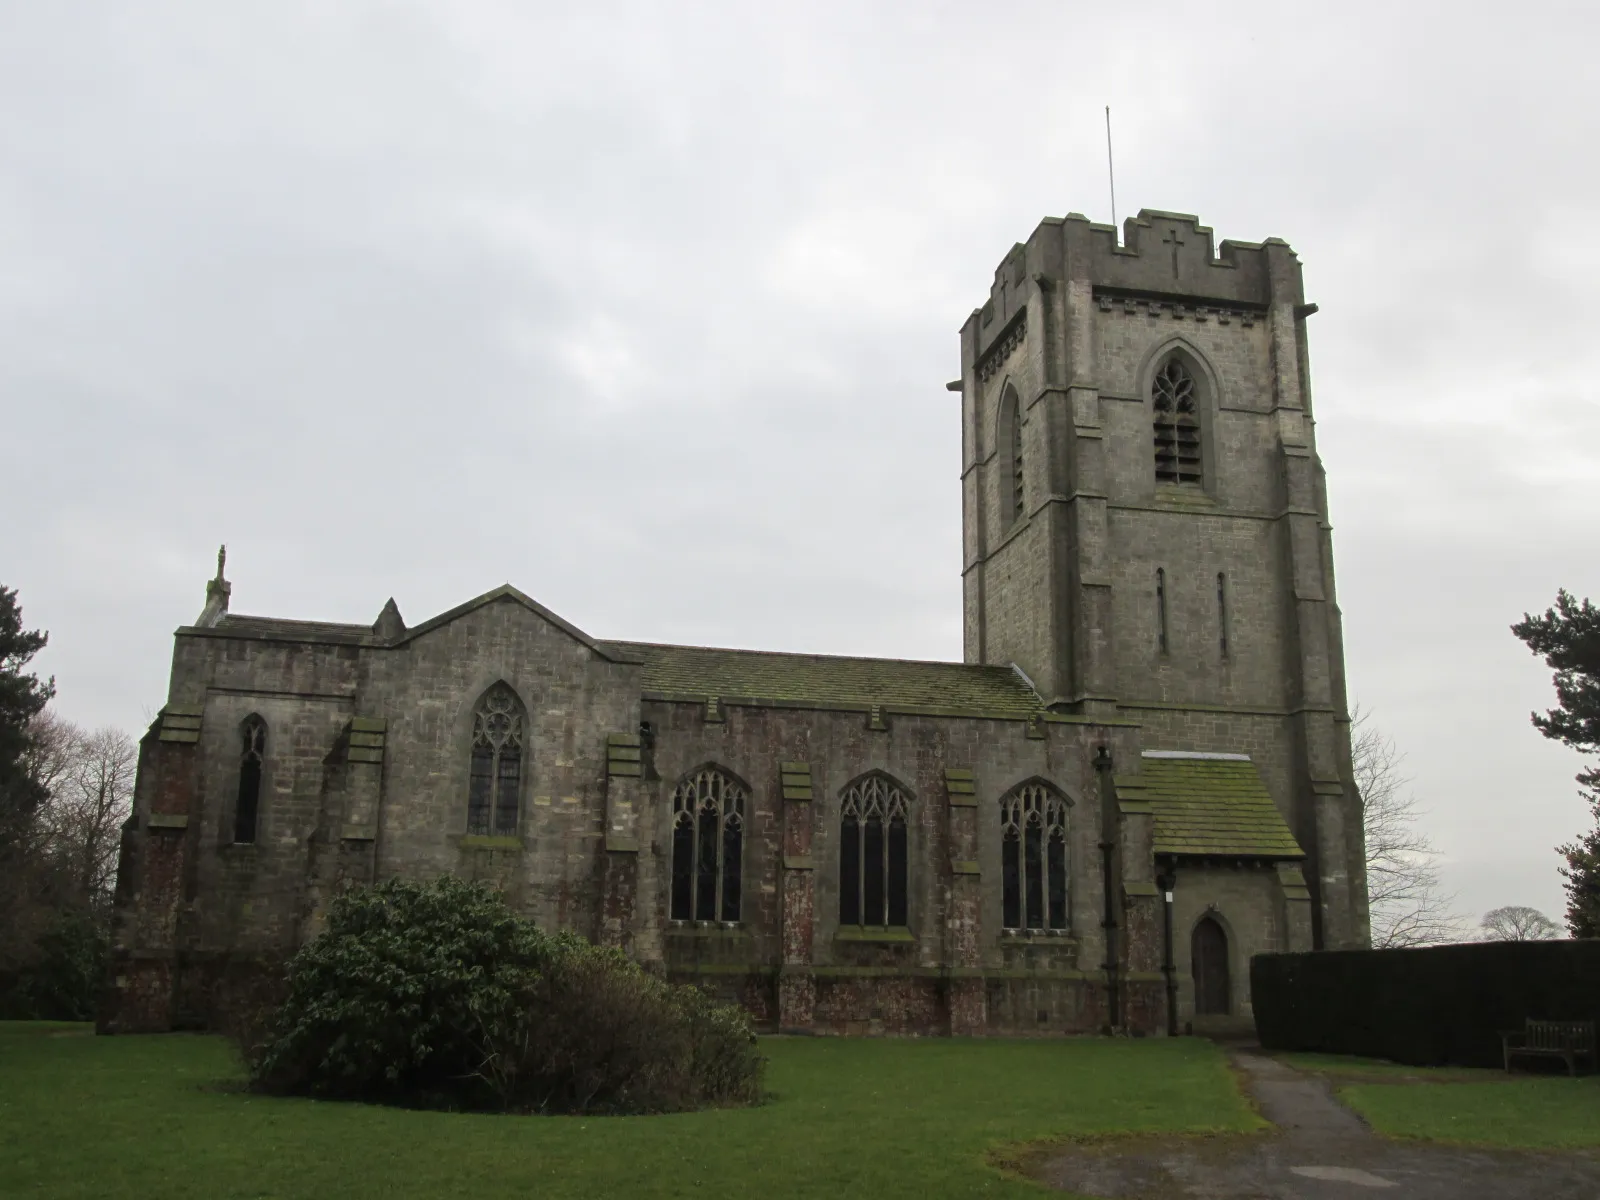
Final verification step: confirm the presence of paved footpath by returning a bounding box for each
[1039,1049,1600,1199]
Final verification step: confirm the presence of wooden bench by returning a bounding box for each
[1501,1019,1596,1076]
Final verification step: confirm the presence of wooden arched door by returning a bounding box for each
[1191,916,1230,1015]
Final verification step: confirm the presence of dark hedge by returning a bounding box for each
[1252,940,1600,1067]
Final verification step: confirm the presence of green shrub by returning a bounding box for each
[1252,940,1600,1067]
[251,877,763,1114]
[0,905,109,1021]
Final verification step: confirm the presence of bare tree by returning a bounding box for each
[11,712,135,910]
[47,724,136,905]
[1480,905,1562,941]
[1354,705,1465,947]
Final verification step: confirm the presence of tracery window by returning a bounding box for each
[1152,358,1201,483]
[234,714,266,844]
[467,684,523,837]
[839,774,910,928]
[1000,782,1068,931]
[670,766,745,923]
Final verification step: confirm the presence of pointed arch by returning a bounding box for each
[996,381,1024,526]
[669,763,748,924]
[1138,337,1220,489]
[466,682,525,837]
[838,771,913,929]
[234,714,266,844]
[1191,913,1231,1015]
[998,778,1071,931]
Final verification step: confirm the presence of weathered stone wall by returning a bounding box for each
[1170,863,1302,1029]
[958,209,1365,954]
[107,616,1160,1035]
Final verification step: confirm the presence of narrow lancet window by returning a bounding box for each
[669,767,746,923]
[1153,358,1201,483]
[839,774,910,929]
[1000,783,1069,931]
[1156,568,1169,654]
[1002,385,1024,526]
[1217,572,1230,659]
[467,684,523,837]
[234,715,266,844]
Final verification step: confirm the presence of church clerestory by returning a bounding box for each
[101,209,1366,1037]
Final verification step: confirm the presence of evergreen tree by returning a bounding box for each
[1512,589,1600,936]
[0,584,54,818]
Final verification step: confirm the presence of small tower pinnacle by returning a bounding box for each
[196,543,232,627]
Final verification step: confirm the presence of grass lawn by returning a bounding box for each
[1277,1050,1600,1150]
[1341,1075,1600,1150]
[1276,1052,1504,1083]
[0,1022,1258,1199]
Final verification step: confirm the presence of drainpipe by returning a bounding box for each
[1094,744,1120,1033]
[1157,863,1178,1037]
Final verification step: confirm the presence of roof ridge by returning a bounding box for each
[601,639,1019,673]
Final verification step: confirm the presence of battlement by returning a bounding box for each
[969,209,1303,349]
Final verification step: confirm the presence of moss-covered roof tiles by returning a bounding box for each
[600,641,1043,720]
[1117,751,1304,860]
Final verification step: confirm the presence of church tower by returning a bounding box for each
[956,210,1366,949]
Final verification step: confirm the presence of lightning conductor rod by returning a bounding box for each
[1105,105,1118,233]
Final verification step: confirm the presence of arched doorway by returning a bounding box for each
[1191,916,1230,1015]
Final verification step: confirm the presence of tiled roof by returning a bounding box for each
[1117,751,1304,860]
[601,640,1043,720]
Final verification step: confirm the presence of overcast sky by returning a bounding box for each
[3,2,1596,928]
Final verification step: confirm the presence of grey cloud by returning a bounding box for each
[3,0,1596,926]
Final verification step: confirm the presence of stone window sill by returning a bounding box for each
[834,926,915,945]
[460,835,523,850]
[1000,929,1075,942]
[667,921,748,937]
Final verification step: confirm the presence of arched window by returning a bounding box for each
[1000,782,1068,931]
[670,766,746,923]
[234,715,266,844]
[839,774,910,928]
[1152,357,1201,484]
[467,684,523,837]
[999,384,1024,525]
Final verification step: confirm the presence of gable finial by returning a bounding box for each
[197,543,232,627]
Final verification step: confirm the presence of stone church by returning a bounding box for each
[103,209,1367,1038]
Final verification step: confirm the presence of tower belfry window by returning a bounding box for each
[1010,406,1024,520]
[1153,359,1201,483]
[1001,385,1024,526]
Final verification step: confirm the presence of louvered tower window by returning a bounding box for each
[1152,358,1201,483]
[1001,385,1024,525]
[1010,402,1024,521]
